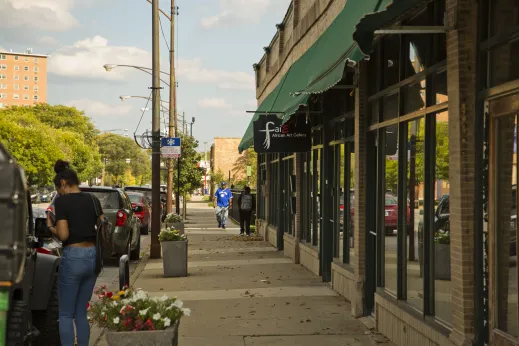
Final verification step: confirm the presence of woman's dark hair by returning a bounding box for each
[53,160,80,188]
[244,186,251,193]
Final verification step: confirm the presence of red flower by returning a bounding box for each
[86,302,90,309]
[106,292,113,298]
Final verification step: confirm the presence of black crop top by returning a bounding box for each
[55,192,103,246]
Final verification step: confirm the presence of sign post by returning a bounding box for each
[160,137,181,159]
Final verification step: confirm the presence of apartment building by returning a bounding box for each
[0,49,48,108]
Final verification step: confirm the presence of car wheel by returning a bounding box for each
[7,300,32,346]
[130,234,141,261]
[32,273,60,346]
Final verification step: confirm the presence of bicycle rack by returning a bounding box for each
[119,255,130,290]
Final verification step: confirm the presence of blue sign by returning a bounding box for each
[160,137,181,158]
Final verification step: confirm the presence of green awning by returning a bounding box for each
[353,0,426,56]
[238,0,389,153]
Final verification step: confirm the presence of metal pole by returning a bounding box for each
[150,0,162,259]
[176,154,181,214]
[204,141,208,195]
[167,0,176,215]
[190,122,193,137]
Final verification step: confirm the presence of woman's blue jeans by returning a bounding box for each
[58,246,97,346]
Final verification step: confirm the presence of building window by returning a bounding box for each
[0,85,6,90]
[0,65,6,70]
[34,86,39,92]
[0,54,5,60]
[24,76,29,81]
[13,94,19,100]
[34,57,39,63]
[14,56,18,61]
[0,74,5,79]
[14,85,19,90]
[268,154,280,227]
[34,76,38,82]
[23,66,28,71]
[23,86,29,91]
[34,66,39,72]
[0,94,6,99]
[33,95,38,101]
[14,66,19,71]
[24,57,28,62]
[366,0,450,324]
[14,75,19,81]
[23,95,28,100]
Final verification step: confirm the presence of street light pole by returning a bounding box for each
[150,0,162,260]
[167,0,177,215]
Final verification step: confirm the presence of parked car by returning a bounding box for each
[348,191,411,235]
[80,186,141,260]
[127,191,151,235]
[124,186,167,222]
[40,192,51,203]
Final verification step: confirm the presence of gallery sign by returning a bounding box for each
[253,114,311,153]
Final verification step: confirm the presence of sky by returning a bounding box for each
[0,0,292,150]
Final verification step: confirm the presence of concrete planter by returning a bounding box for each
[162,240,188,277]
[434,243,451,280]
[106,320,179,346]
[165,222,185,234]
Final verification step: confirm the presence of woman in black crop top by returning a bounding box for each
[47,160,104,346]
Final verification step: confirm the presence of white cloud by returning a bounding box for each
[200,0,292,29]
[198,98,232,110]
[39,36,58,46]
[0,0,78,31]
[65,99,133,117]
[48,36,152,80]
[178,57,254,90]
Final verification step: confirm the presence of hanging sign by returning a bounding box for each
[160,137,181,158]
[253,114,311,153]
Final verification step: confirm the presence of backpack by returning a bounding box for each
[241,194,253,211]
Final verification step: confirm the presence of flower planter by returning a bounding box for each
[162,240,188,277]
[165,222,184,235]
[106,320,179,346]
[434,243,451,280]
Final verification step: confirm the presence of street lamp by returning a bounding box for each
[103,64,171,86]
[188,117,195,137]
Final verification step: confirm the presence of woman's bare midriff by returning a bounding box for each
[68,241,95,248]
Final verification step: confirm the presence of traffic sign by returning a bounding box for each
[160,137,181,158]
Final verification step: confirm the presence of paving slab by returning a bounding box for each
[244,335,379,346]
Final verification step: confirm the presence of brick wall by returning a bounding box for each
[445,0,478,344]
[212,138,247,183]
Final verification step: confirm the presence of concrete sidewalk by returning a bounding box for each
[129,198,393,346]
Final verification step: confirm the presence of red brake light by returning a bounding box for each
[116,210,127,226]
[340,205,344,211]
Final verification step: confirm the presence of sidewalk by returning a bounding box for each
[129,196,393,346]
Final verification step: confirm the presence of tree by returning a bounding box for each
[209,169,225,196]
[175,135,204,196]
[96,134,151,186]
[0,105,103,186]
[232,148,257,188]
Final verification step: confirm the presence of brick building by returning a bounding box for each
[0,49,48,108]
[210,137,246,190]
[238,0,519,345]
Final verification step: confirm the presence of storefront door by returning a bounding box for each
[488,93,519,345]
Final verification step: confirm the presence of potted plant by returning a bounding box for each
[88,285,190,346]
[164,213,184,234]
[434,228,451,280]
[159,227,188,277]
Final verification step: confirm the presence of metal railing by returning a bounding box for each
[228,190,256,225]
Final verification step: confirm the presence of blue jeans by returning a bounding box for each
[59,246,97,346]
[215,206,229,226]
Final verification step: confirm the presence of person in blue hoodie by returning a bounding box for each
[213,181,233,229]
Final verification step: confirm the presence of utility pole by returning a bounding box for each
[166,0,177,215]
[203,141,208,196]
[150,0,162,259]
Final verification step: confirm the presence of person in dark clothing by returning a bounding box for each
[237,186,255,236]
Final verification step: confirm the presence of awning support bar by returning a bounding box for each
[375,26,447,34]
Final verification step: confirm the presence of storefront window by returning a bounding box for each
[383,35,400,89]
[313,149,321,247]
[382,93,399,122]
[384,124,398,295]
[434,111,451,325]
[407,117,425,312]
[335,144,345,259]
[494,113,518,336]
[403,79,426,114]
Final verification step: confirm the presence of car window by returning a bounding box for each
[127,189,152,202]
[128,194,143,204]
[121,192,132,210]
[385,195,398,205]
[86,191,121,209]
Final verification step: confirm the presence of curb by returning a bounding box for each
[90,245,151,346]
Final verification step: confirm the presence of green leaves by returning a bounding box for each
[175,135,204,196]
[0,105,102,186]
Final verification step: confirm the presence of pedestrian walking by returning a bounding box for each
[47,160,104,346]
[238,186,255,236]
[213,181,233,229]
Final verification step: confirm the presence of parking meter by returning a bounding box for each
[0,144,28,346]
